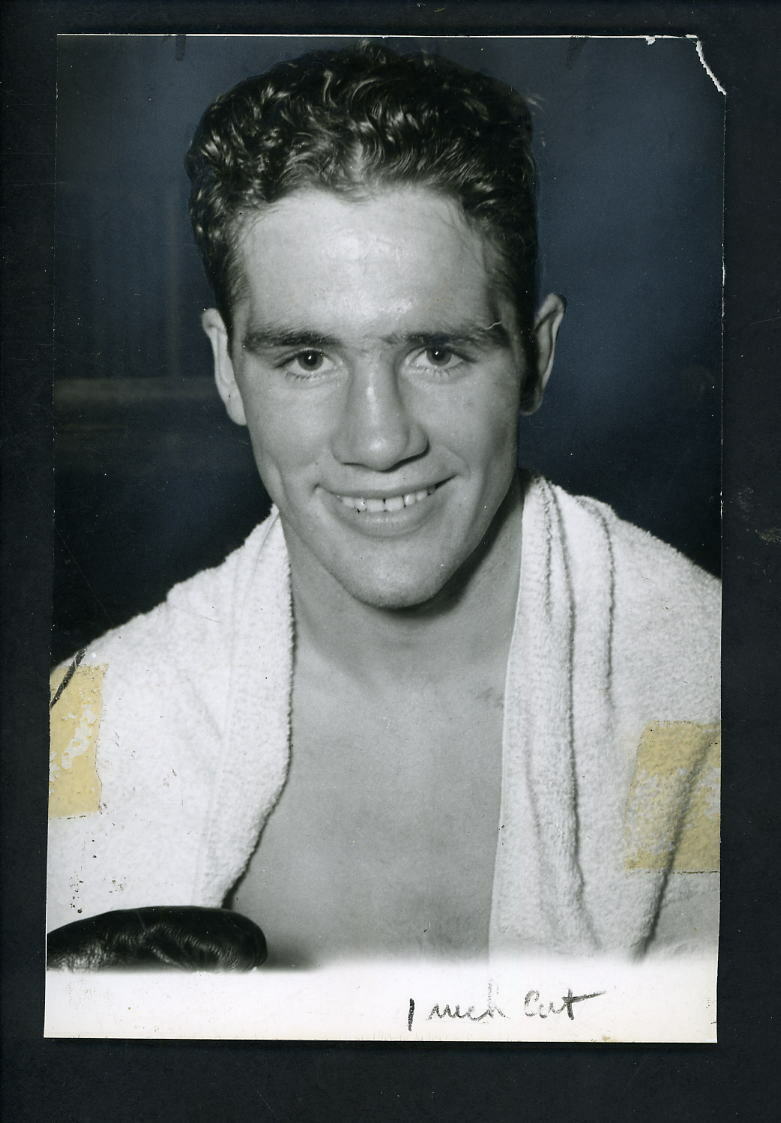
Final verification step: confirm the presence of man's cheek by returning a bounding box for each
[462,415,519,468]
[247,443,288,505]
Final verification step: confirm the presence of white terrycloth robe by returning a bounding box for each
[47,477,721,958]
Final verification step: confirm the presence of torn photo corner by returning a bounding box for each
[48,32,723,1043]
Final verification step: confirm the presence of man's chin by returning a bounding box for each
[334,565,464,613]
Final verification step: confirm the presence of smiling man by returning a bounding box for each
[47,42,720,968]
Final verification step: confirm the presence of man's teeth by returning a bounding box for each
[337,487,435,513]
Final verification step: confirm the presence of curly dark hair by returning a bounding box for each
[186,41,538,341]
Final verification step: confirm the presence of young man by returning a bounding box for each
[48,42,720,967]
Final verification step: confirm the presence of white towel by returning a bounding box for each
[48,476,720,955]
[48,513,293,930]
[492,477,720,958]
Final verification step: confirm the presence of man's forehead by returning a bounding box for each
[229,185,515,335]
[234,185,494,270]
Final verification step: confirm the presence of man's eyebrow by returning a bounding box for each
[241,320,512,353]
[241,327,341,353]
[391,321,511,349]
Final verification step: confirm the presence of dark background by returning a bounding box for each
[52,32,723,663]
[3,3,781,1121]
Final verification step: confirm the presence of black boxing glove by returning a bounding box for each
[46,906,267,971]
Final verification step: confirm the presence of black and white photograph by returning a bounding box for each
[45,32,722,1041]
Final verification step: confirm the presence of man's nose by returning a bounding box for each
[330,361,428,471]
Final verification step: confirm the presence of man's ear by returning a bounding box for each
[520,293,565,415]
[201,308,247,426]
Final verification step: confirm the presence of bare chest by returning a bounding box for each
[232,673,505,966]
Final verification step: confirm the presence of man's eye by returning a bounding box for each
[283,350,332,378]
[408,345,467,376]
[295,350,324,371]
[425,347,456,366]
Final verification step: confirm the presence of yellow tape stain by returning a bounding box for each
[624,721,720,872]
[49,663,106,818]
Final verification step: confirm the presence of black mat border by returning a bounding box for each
[2,2,779,1119]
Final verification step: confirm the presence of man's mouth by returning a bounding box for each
[335,486,437,514]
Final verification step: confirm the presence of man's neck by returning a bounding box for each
[286,477,525,691]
